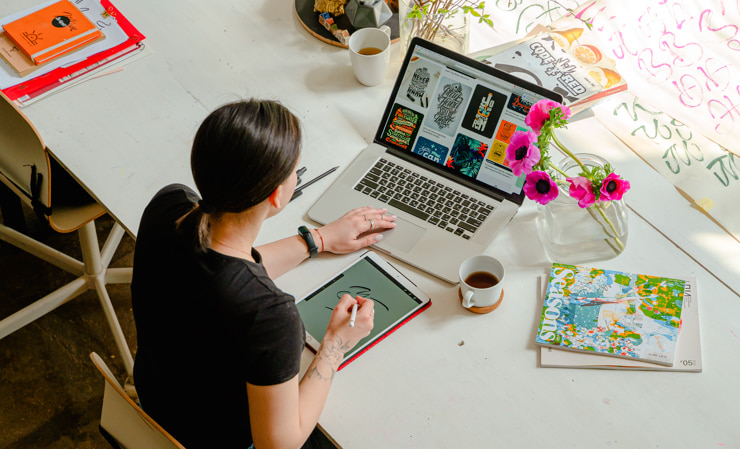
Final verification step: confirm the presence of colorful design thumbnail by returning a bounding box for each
[412,136,449,164]
[382,104,423,149]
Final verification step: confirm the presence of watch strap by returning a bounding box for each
[298,225,318,258]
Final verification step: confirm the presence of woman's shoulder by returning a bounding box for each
[148,183,198,209]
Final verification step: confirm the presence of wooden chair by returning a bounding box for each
[0,91,134,377]
[90,352,186,449]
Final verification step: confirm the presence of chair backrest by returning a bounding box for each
[89,352,186,449]
[0,91,105,232]
[0,91,51,210]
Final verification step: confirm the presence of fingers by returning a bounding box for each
[319,207,397,254]
[338,293,357,313]
[354,296,375,330]
[356,207,396,233]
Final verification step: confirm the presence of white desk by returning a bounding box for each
[4,0,740,447]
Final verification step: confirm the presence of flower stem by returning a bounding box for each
[589,202,625,253]
[550,130,586,172]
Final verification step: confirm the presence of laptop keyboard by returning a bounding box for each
[353,158,495,240]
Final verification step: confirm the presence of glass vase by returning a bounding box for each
[536,153,629,264]
[398,0,470,58]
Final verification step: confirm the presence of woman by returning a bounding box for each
[131,99,396,448]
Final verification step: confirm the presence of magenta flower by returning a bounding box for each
[600,173,631,201]
[567,176,596,208]
[523,171,559,205]
[525,99,572,134]
[505,130,540,176]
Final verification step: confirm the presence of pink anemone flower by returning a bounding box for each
[567,176,596,208]
[600,173,631,201]
[523,171,559,205]
[525,99,572,135]
[505,130,540,176]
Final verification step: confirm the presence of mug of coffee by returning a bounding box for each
[348,25,391,87]
[458,255,505,313]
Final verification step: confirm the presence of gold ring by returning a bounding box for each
[364,214,368,221]
[369,218,375,230]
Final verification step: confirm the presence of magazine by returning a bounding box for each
[469,22,627,114]
[536,263,687,366]
[539,277,702,372]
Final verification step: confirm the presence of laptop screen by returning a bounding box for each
[375,37,563,205]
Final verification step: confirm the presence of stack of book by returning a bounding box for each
[535,263,702,372]
[0,0,145,106]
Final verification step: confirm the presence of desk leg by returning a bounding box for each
[0,182,26,233]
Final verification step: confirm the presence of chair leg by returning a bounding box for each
[78,221,134,378]
[91,273,134,377]
[0,277,88,339]
[0,222,85,276]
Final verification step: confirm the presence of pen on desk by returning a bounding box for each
[290,166,339,201]
[295,166,307,186]
[349,303,358,328]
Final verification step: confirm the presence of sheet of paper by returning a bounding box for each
[471,1,591,52]
[593,91,740,242]
[571,0,740,152]
[0,0,128,89]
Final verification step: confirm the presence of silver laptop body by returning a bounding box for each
[309,37,563,283]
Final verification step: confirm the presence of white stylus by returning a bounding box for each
[349,303,358,328]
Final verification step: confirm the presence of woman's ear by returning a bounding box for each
[268,184,283,210]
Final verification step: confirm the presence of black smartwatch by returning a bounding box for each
[298,226,318,258]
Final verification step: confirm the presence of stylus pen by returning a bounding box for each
[349,303,358,328]
[290,166,339,202]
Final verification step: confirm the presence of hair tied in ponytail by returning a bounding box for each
[198,199,215,214]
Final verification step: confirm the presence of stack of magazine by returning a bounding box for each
[469,16,627,115]
[536,263,702,372]
[0,0,145,106]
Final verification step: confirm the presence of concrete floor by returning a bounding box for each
[1,209,136,449]
[0,205,336,449]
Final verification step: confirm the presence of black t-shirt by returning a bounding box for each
[131,184,305,448]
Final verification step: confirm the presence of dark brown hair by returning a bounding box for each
[177,99,302,252]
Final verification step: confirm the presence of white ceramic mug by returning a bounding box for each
[348,25,391,87]
[459,255,505,309]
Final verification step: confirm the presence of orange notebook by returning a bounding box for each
[3,0,104,65]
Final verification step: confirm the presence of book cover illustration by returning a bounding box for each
[3,0,103,65]
[539,277,702,372]
[473,32,601,107]
[536,263,686,366]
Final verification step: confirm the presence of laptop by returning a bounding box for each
[309,37,563,283]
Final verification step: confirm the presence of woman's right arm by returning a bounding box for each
[247,294,374,449]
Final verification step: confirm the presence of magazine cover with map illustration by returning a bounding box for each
[536,263,686,366]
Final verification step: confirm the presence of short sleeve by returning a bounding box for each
[244,296,305,386]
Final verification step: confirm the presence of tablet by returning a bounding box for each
[295,251,431,370]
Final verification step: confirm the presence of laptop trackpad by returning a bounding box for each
[378,217,425,253]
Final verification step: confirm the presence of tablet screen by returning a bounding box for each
[296,255,426,359]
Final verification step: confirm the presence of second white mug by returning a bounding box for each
[459,255,505,310]
[348,25,391,87]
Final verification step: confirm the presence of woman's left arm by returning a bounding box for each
[257,206,396,279]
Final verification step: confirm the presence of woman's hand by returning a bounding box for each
[317,206,396,254]
[320,294,374,368]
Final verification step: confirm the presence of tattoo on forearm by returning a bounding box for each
[307,336,352,381]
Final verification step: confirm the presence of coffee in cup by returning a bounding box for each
[458,255,505,313]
